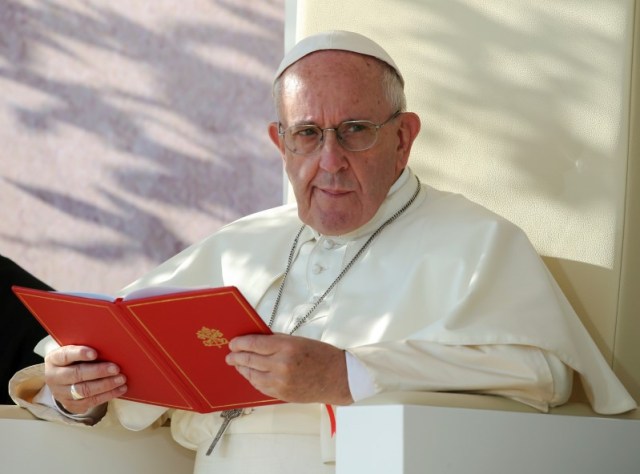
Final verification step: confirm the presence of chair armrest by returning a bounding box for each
[337,391,640,473]
[0,404,39,420]
[0,404,194,474]
[355,390,640,419]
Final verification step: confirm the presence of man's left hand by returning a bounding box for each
[226,334,353,405]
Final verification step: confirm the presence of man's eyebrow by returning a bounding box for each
[292,120,318,127]
[282,118,317,128]
[289,116,372,127]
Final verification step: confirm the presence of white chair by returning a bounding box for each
[0,405,194,473]
[286,0,640,472]
[2,1,639,472]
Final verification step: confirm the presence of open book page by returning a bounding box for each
[56,285,207,302]
[121,285,207,301]
[54,291,114,301]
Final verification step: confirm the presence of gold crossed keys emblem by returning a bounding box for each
[196,327,229,348]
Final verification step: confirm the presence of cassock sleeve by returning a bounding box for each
[347,341,573,412]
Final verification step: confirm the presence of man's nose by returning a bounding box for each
[318,129,348,173]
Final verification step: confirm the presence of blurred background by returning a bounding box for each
[0,0,285,293]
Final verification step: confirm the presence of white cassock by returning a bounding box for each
[11,167,636,473]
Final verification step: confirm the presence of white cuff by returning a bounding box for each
[33,384,105,424]
[345,351,377,402]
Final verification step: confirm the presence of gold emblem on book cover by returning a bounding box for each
[196,327,228,348]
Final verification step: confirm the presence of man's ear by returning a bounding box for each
[268,122,285,154]
[397,112,421,164]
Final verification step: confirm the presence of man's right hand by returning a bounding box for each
[44,345,128,414]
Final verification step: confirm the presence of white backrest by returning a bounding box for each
[288,0,640,403]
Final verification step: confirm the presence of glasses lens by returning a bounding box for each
[285,125,322,155]
[337,121,378,151]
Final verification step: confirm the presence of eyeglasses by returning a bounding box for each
[277,110,401,155]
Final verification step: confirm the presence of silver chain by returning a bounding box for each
[207,176,421,457]
[268,175,421,335]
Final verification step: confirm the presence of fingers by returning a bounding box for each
[45,345,121,386]
[228,334,279,355]
[225,334,352,405]
[226,334,291,373]
[233,364,282,395]
[46,345,98,368]
[44,346,128,414]
[226,349,270,372]
[58,377,128,415]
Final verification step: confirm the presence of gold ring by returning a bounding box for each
[69,383,84,401]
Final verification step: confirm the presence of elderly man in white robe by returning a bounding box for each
[10,30,636,474]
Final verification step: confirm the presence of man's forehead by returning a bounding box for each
[274,30,404,86]
[283,50,386,80]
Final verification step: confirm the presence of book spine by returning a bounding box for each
[116,301,206,412]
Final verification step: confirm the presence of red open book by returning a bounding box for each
[12,285,282,413]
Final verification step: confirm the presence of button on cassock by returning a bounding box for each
[323,239,336,250]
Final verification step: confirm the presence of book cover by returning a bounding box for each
[12,285,282,413]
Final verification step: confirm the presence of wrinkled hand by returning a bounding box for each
[226,334,353,405]
[44,345,127,414]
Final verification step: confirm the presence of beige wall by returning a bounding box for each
[0,0,285,293]
[293,0,639,401]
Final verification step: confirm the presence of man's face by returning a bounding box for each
[269,51,419,236]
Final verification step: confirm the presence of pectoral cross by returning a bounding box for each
[205,409,243,456]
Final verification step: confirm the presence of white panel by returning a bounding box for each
[0,417,194,474]
[337,403,640,474]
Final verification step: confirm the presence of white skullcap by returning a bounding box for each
[274,30,404,86]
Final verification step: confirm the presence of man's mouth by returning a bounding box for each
[316,187,351,197]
